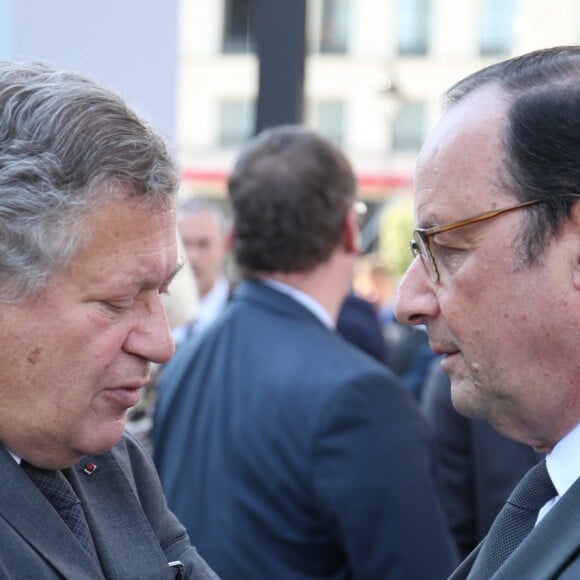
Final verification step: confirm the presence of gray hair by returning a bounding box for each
[0,61,178,302]
[177,197,230,234]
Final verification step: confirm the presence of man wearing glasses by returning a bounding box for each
[396,46,580,579]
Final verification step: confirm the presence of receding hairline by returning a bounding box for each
[442,45,580,111]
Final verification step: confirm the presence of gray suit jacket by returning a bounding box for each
[449,476,580,579]
[0,432,218,579]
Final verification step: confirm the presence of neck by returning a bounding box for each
[199,277,220,300]
[263,250,354,322]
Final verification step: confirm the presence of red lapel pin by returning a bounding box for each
[83,463,97,475]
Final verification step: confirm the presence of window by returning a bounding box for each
[480,0,517,57]
[310,0,350,55]
[222,0,256,54]
[392,103,425,152]
[218,100,255,148]
[397,0,430,56]
[320,0,349,54]
[314,101,345,147]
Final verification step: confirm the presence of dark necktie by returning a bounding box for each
[468,459,557,579]
[22,461,100,568]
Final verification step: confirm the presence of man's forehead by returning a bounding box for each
[68,201,178,274]
[423,84,508,156]
[414,90,512,225]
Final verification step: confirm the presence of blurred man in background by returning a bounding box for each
[173,198,232,345]
[354,254,435,398]
[153,125,457,580]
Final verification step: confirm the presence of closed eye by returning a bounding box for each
[102,299,135,313]
[430,242,469,276]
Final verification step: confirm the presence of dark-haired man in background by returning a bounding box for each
[154,125,457,579]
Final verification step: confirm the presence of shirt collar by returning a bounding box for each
[261,278,335,329]
[196,275,230,329]
[3,446,21,464]
[546,421,580,498]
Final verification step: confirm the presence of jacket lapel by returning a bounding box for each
[448,541,483,579]
[495,476,580,579]
[0,446,102,578]
[68,448,174,579]
[450,477,580,579]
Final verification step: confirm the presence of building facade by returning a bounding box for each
[177,0,580,204]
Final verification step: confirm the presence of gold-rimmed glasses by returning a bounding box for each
[409,199,544,284]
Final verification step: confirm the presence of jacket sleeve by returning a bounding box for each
[313,370,459,580]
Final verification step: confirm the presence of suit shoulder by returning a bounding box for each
[105,432,158,495]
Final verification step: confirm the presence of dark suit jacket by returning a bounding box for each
[449,475,580,579]
[153,280,458,580]
[0,433,217,579]
[383,319,435,398]
[336,293,389,364]
[421,362,542,558]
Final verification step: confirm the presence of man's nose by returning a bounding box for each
[394,256,440,326]
[124,293,175,364]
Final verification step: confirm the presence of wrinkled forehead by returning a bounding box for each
[414,86,513,225]
[69,198,178,280]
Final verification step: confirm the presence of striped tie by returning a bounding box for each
[22,461,100,568]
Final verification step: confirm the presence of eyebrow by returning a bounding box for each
[417,219,439,230]
[416,216,443,230]
[414,208,446,230]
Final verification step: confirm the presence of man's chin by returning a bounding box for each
[76,423,126,459]
[449,378,487,420]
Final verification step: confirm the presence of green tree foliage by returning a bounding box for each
[378,194,415,279]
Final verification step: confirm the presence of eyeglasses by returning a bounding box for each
[410,199,544,284]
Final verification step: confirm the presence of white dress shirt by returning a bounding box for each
[261,278,335,330]
[537,421,580,523]
[172,274,230,345]
[195,274,230,335]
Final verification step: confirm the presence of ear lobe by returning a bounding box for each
[573,241,580,292]
[225,228,235,252]
[343,208,361,255]
[574,263,580,291]
[571,202,580,291]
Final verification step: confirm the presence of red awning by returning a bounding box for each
[180,168,413,196]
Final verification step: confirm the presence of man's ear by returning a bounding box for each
[571,202,580,291]
[225,228,235,252]
[343,207,361,255]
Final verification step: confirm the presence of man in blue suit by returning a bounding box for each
[153,126,458,579]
